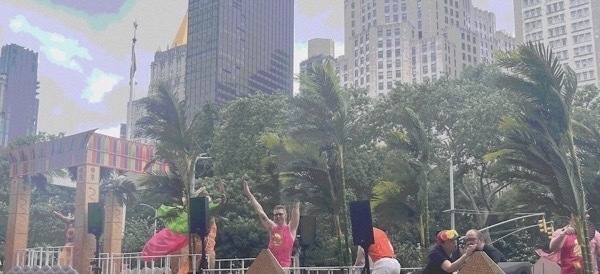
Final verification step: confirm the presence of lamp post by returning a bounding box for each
[190,153,211,193]
[140,203,157,235]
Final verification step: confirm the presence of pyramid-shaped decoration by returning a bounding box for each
[172,12,188,47]
[246,249,286,274]
[533,257,560,274]
[459,251,505,274]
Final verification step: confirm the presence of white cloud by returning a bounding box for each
[96,124,122,138]
[82,68,123,103]
[9,15,92,72]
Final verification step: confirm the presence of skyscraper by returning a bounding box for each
[126,15,188,144]
[0,44,39,147]
[514,0,599,88]
[342,0,506,97]
[300,38,337,75]
[185,0,294,113]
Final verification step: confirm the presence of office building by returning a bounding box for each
[300,38,337,74]
[0,44,39,147]
[185,0,294,113]
[149,13,188,97]
[514,0,599,88]
[342,0,507,97]
[125,15,189,144]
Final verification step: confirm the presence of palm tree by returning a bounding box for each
[487,41,593,273]
[292,61,359,264]
[373,107,432,247]
[135,82,211,262]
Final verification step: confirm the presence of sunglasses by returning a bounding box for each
[273,213,284,217]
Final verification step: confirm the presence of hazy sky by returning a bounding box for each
[0,0,514,138]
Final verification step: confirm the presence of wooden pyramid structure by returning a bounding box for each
[246,249,286,274]
[459,251,505,274]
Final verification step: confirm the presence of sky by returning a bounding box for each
[0,0,514,138]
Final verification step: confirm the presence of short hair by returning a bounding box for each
[467,229,483,239]
[274,205,286,211]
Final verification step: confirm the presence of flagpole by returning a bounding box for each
[126,21,138,140]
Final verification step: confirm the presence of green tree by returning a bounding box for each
[291,61,363,264]
[211,93,289,179]
[135,82,212,259]
[372,107,432,248]
[487,42,593,273]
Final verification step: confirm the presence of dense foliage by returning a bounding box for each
[1,44,600,269]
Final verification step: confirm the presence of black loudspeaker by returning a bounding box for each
[189,196,210,237]
[298,216,317,246]
[498,262,532,274]
[349,200,374,247]
[88,202,104,236]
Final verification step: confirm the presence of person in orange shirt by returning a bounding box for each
[353,227,401,274]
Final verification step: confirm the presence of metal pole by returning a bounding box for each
[449,155,455,230]
[126,21,137,140]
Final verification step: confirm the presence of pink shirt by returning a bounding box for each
[551,228,600,274]
[268,224,294,267]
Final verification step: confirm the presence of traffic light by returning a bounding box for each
[538,217,554,239]
[538,217,547,233]
[546,222,555,238]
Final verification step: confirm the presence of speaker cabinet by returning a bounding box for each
[189,196,210,237]
[349,200,374,246]
[88,202,104,236]
[298,216,317,246]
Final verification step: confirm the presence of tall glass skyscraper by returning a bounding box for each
[0,44,39,147]
[185,0,293,113]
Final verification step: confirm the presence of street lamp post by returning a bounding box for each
[190,153,211,193]
[140,203,157,235]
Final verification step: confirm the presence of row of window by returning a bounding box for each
[574,57,594,69]
[523,2,591,22]
[577,70,594,82]
[527,21,590,39]
[525,30,591,44]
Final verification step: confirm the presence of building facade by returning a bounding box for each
[185,0,294,113]
[300,38,337,75]
[514,0,599,88]
[126,15,188,144]
[342,0,507,97]
[0,44,39,147]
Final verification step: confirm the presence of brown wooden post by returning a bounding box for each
[3,176,30,270]
[103,192,123,274]
[72,165,100,274]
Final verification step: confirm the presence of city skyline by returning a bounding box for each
[0,0,514,138]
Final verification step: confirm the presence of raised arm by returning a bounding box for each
[354,246,366,266]
[549,226,572,252]
[52,211,74,224]
[243,181,275,230]
[210,180,228,215]
[441,244,475,273]
[217,179,227,205]
[288,201,300,236]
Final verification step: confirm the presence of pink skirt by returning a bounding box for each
[142,228,188,262]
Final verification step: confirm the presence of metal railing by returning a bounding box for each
[16,246,72,267]
[16,247,422,274]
